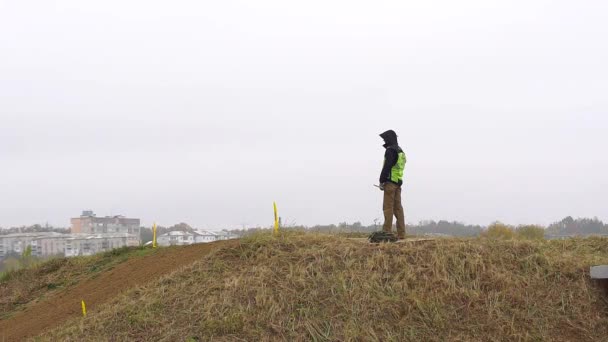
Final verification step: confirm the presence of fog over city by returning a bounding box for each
[1,0,607,228]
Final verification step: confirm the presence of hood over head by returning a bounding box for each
[380,130,398,147]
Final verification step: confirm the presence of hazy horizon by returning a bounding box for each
[2,1,607,229]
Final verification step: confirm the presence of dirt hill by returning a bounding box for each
[2,233,608,341]
[0,240,235,341]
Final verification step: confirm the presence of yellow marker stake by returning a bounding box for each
[273,202,279,234]
[153,222,157,248]
[81,300,87,317]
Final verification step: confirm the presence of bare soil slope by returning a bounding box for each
[0,240,235,341]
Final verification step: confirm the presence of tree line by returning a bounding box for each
[0,224,70,235]
[226,216,608,238]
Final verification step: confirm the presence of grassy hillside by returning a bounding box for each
[0,246,153,319]
[37,233,608,341]
[0,241,233,341]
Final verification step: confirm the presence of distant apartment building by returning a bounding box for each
[0,233,35,258]
[0,232,140,259]
[64,233,140,257]
[156,230,238,247]
[157,231,194,246]
[194,230,218,243]
[0,232,69,258]
[71,211,140,235]
[0,211,142,259]
[215,231,239,241]
[30,233,69,257]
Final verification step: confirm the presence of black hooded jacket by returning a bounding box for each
[379,130,403,186]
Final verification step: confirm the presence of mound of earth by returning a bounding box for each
[0,240,234,341]
[20,233,608,341]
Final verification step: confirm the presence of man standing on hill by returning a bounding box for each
[379,130,407,239]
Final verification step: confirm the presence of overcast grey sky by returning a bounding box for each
[1,0,607,229]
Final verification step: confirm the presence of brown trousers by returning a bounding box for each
[383,182,406,238]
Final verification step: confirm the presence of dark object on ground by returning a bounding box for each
[368,231,398,243]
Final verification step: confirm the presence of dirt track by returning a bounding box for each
[0,240,235,342]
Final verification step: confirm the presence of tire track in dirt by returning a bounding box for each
[0,240,236,342]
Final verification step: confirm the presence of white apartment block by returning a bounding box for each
[195,230,218,243]
[64,233,139,257]
[156,230,238,247]
[157,231,194,246]
[31,234,69,257]
[0,232,139,259]
[0,232,67,258]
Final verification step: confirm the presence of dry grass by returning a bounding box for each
[39,232,608,341]
[0,246,154,319]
